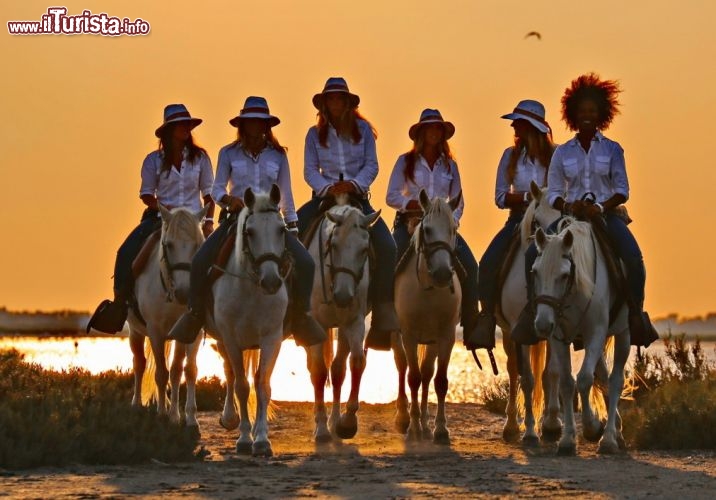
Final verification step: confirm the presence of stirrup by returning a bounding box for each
[167,311,204,344]
[86,299,127,334]
[465,311,496,350]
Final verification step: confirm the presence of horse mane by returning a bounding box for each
[164,208,202,244]
[558,218,595,297]
[520,197,537,246]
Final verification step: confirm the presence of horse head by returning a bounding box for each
[415,189,458,288]
[158,203,208,304]
[238,184,288,295]
[520,181,561,247]
[324,206,379,307]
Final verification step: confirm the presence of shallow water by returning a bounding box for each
[2,334,713,404]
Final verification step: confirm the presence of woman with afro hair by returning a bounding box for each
[512,73,658,348]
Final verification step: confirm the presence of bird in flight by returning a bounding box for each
[524,31,542,40]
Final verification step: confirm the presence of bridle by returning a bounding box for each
[318,216,369,304]
[532,252,577,339]
[415,215,457,291]
[239,207,292,285]
[159,236,194,303]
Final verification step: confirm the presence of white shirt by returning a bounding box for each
[494,147,549,209]
[139,148,214,212]
[386,153,464,222]
[212,143,298,223]
[304,119,378,196]
[547,132,629,207]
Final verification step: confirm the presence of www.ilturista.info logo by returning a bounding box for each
[8,7,150,36]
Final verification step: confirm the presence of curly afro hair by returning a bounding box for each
[561,73,622,131]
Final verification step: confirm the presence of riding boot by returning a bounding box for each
[290,310,327,347]
[511,304,539,345]
[628,308,659,348]
[464,302,496,350]
[167,309,204,344]
[86,290,129,334]
[365,302,400,351]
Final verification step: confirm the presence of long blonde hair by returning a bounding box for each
[507,124,554,186]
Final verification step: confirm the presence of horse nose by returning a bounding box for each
[260,273,282,295]
[534,315,553,338]
[431,267,453,287]
[174,288,189,305]
[333,289,353,308]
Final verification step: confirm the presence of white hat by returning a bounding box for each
[312,77,360,110]
[229,96,280,128]
[154,104,202,138]
[501,99,551,134]
[408,108,455,141]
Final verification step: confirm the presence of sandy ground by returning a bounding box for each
[3,402,715,499]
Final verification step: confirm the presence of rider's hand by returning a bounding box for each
[584,204,603,220]
[328,181,356,196]
[405,199,421,211]
[569,200,588,219]
[228,196,245,213]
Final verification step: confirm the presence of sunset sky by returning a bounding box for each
[2,0,714,318]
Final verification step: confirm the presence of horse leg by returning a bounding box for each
[229,346,253,454]
[149,334,169,417]
[501,330,521,442]
[392,330,410,434]
[336,325,366,440]
[216,340,239,431]
[577,337,605,443]
[183,338,201,432]
[329,332,349,439]
[552,340,577,455]
[168,341,185,425]
[252,340,281,457]
[433,340,453,445]
[306,343,330,443]
[540,342,563,442]
[518,343,539,446]
[419,346,437,440]
[129,331,146,408]
[403,336,422,441]
[598,331,630,454]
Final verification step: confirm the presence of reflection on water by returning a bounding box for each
[2,335,714,404]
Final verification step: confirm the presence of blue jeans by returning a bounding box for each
[524,213,645,307]
[114,208,161,297]
[392,218,478,325]
[188,213,316,316]
[477,214,523,309]
[297,196,396,305]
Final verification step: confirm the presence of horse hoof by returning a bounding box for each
[314,432,332,444]
[252,441,273,457]
[421,429,433,441]
[522,435,540,448]
[540,427,562,443]
[236,441,253,455]
[336,415,358,439]
[433,430,450,445]
[617,435,627,451]
[219,416,239,431]
[557,444,577,456]
[502,427,521,443]
[185,425,201,440]
[395,418,410,434]
[583,421,605,442]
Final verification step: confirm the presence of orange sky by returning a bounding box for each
[1,0,714,317]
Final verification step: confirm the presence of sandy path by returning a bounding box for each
[3,402,715,498]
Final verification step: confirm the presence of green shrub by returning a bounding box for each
[480,377,510,414]
[0,349,201,469]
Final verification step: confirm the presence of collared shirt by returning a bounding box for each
[304,119,378,196]
[139,148,214,211]
[211,142,298,223]
[547,131,629,207]
[494,147,549,209]
[386,153,464,222]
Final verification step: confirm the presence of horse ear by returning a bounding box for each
[244,188,255,209]
[563,229,574,251]
[535,227,547,252]
[419,189,430,211]
[159,203,172,223]
[530,181,542,202]
[361,209,381,228]
[195,204,210,223]
[448,190,462,212]
[325,212,344,225]
[269,183,281,205]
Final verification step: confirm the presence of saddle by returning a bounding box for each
[131,229,161,280]
[207,221,238,286]
[494,227,523,324]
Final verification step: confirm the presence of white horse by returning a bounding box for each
[305,194,380,442]
[532,219,630,455]
[128,204,208,429]
[498,181,561,444]
[393,190,462,444]
[206,185,289,457]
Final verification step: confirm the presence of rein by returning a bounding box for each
[415,219,457,292]
[159,238,194,302]
[318,214,368,305]
[237,208,292,284]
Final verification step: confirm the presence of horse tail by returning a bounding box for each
[417,344,427,364]
[140,338,171,406]
[530,341,547,423]
[578,336,614,420]
[240,350,277,421]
